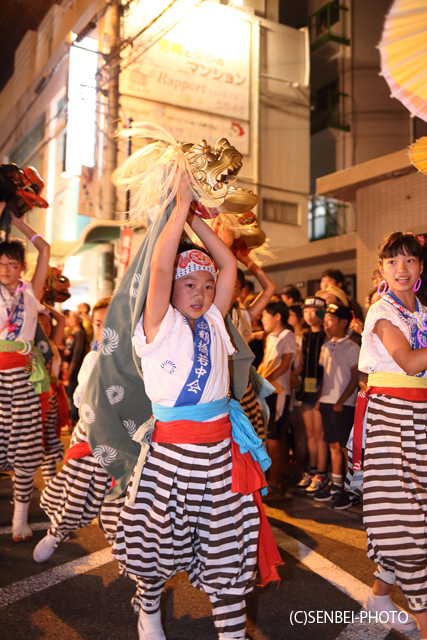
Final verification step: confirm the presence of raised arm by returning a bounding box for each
[143,178,193,343]
[374,319,427,376]
[235,251,277,319]
[11,212,49,300]
[187,213,237,317]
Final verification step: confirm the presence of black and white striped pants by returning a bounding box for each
[240,382,265,442]
[0,367,44,502]
[364,394,427,612]
[113,438,259,638]
[41,388,64,483]
[40,421,112,540]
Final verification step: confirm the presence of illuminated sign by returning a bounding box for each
[121,95,250,154]
[121,3,251,121]
[65,38,98,175]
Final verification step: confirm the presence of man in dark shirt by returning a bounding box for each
[65,311,87,427]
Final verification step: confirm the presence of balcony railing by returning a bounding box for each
[308,1,350,52]
[311,88,350,134]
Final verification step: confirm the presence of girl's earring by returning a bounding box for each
[377,280,388,296]
[414,277,422,292]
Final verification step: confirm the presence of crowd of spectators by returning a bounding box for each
[234,266,380,511]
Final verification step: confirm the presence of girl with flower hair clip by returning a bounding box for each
[350,231,427,635]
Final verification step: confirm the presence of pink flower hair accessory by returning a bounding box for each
[408,231,425,247]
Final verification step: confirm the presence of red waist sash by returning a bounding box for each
[352,386,427,471]
[153,416,283,585]
[0,351,28,370]
[152,415,232,444]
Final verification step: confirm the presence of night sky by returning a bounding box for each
[0,0,57,91]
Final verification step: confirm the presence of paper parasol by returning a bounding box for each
[408,136,427,174]
[379,0,427,123]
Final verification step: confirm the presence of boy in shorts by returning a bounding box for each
[296,296,328,494]
[259,301,296,494]
[314,304,360,508]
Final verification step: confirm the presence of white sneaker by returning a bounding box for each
[138,609,166,640]
[366,588,417,631]
[306,474,328,495]
[296,472,312,489]
[33,534,60,563]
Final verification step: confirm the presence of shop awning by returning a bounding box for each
[54,219,142,265]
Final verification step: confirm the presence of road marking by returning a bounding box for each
[0,521,418,640]
[272,525,368,604]
[0,522,50,536]
[0,547,113,607]
[264,503,367,550]
[272,526,417,640]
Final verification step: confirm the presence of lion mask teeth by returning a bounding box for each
[184,137,255,212]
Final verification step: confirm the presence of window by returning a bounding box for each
[263,198,299,225]
[309,196,348,241]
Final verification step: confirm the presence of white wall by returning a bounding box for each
[258,18,310,254]
[356,172,427,303]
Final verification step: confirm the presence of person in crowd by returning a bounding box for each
[229,251,277,441]
[320,267,364,322]
[288,303,308,474]
[64,310,87,428]
[34,297,118,563]
[245,293,265,369]
[237,277,254,307]
[258,300,297,494]
[296,297,328,495]
[77,302,94,347]
[349,231,427,635]
[231,251,277,344]
[313,304,360,509]
[281,284,302,307]
[365,268,383,313]
[318,284,363,346]
[0,203,50,542]
[38,304,67,484]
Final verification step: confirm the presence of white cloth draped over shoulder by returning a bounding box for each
[73,351,100,409]
[0,281,44,342]
[132,303,236,408]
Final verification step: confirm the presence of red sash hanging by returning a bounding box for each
[154,417,283,585]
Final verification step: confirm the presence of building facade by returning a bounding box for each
[0,0,310,307]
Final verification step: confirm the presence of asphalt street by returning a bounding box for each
[0,439,419,640]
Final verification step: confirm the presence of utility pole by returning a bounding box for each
[98,0,121,298]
